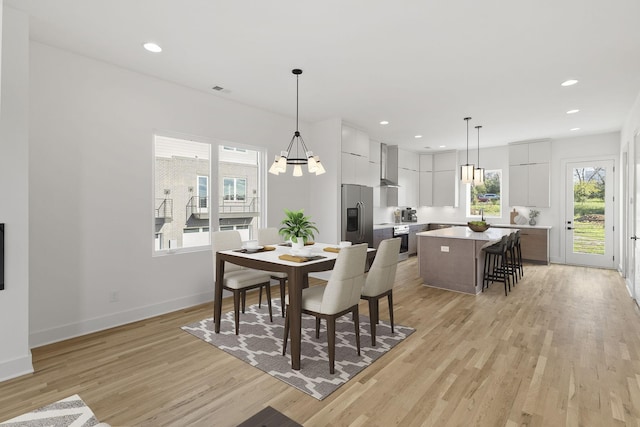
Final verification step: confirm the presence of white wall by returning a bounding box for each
[620,89,640,293]
[27,42,331,348]
[0,5,32,381]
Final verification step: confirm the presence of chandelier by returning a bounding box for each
[269,69,326,176]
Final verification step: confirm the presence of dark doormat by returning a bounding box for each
[237,406,302,427]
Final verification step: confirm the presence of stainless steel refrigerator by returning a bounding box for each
[341,184,374,247]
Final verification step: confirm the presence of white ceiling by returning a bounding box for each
[7,0,640,152]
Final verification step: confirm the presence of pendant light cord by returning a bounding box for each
[464,117,472,164]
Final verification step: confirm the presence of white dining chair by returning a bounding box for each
[282,243,368,374]
[257,227,288,317]
[212,230,273,334]
[361,237,401,346]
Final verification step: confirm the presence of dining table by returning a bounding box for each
[214,242,376,370]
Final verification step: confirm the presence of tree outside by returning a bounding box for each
[469,170,502,217]
[572,167,605,254]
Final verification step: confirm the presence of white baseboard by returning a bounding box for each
[0,353,34,382]
[30,291,214,348]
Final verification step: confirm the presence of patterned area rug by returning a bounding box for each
[182,302,414,400]
[0,394,102,426]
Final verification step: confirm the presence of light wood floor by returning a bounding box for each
[2,259,640,426]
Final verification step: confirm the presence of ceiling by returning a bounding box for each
[7,0,640,152]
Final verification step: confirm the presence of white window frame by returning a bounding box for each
[152,132,267,256]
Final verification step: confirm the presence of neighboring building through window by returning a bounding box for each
[154,135,264,253]
[154,136,211,251]
[467,170,502,218]
[223,177,246,201]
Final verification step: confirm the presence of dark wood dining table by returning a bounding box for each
[214,242,375,370]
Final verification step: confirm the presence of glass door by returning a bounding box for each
[565,160,614,268]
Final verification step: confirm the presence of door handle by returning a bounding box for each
[632,236,638,240]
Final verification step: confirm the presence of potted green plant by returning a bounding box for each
[279,209,319,251]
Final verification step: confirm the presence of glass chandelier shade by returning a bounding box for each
[473,125,485,185]
[269,69,326,177]
[460,117,475,184]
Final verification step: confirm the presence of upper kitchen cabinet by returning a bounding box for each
[508,140,551,207]
[398,148,419,207]
[432,151,458,207]
[342,124,369,157]
[341,124,370,186]
[419,154,433,206]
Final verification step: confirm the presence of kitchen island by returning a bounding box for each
[416,227,515,294]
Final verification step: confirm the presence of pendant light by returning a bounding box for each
[473,125,485,185]
[268,69,326,176]
[460,117,475,183]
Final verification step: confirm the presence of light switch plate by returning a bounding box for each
[440,246,449,252]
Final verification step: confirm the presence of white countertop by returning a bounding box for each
[422,221,551,230]
[416,226,516,241]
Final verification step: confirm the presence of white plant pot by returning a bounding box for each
[291,239,304,251]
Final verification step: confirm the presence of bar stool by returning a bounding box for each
[514,230,524,279]
[505,232,519,286]
[482,234,511,296]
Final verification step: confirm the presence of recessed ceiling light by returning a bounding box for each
[570,127,580,131]
[566,109,580,114]
[561,79,578,87]
[379,121,389,125]
[439,145,446,148]
[143,42,162,53]
[415,135,423,139]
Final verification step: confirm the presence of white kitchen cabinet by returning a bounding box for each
[433,151,457,172]
[431,151,458,207]
[370,161,381,207]
[508,144,529,166]
[419,154,433,172]
[508,140,550,207]
[528,163,550,207]
[398,168,419,207]
[370,139,381,164]
[419,171,433,206]
[341,152,369,186]
[508,164,528,206]
[433,170,457,207]
[341,124,369,158]
[399,148,419,171]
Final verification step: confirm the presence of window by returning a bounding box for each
[223,146,247,153]
[154,135,266,254]
[154,135,211,251]
[468,170,502,218]
[198,176,208,208]
[223,177,246,201]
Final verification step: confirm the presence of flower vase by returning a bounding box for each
[291,239,304,252]
[529,218,536,226]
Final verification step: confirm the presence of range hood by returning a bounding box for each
[380,143,400,187]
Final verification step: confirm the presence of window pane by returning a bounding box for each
[468,170,502,218]
[236,179,246,201]
[572,166,606,254]
[219,146,261,241]
[155,135,210,251]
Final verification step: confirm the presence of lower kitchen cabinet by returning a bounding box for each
[518,228,549,264]
[373,227,393,249]
[408,224,427,255]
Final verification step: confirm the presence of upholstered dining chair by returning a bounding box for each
[360,237,401,346]
[212,230,273,334]
[257,227,288,317]
[282,243,368,374]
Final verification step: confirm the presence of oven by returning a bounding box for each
[393,225,410,261]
